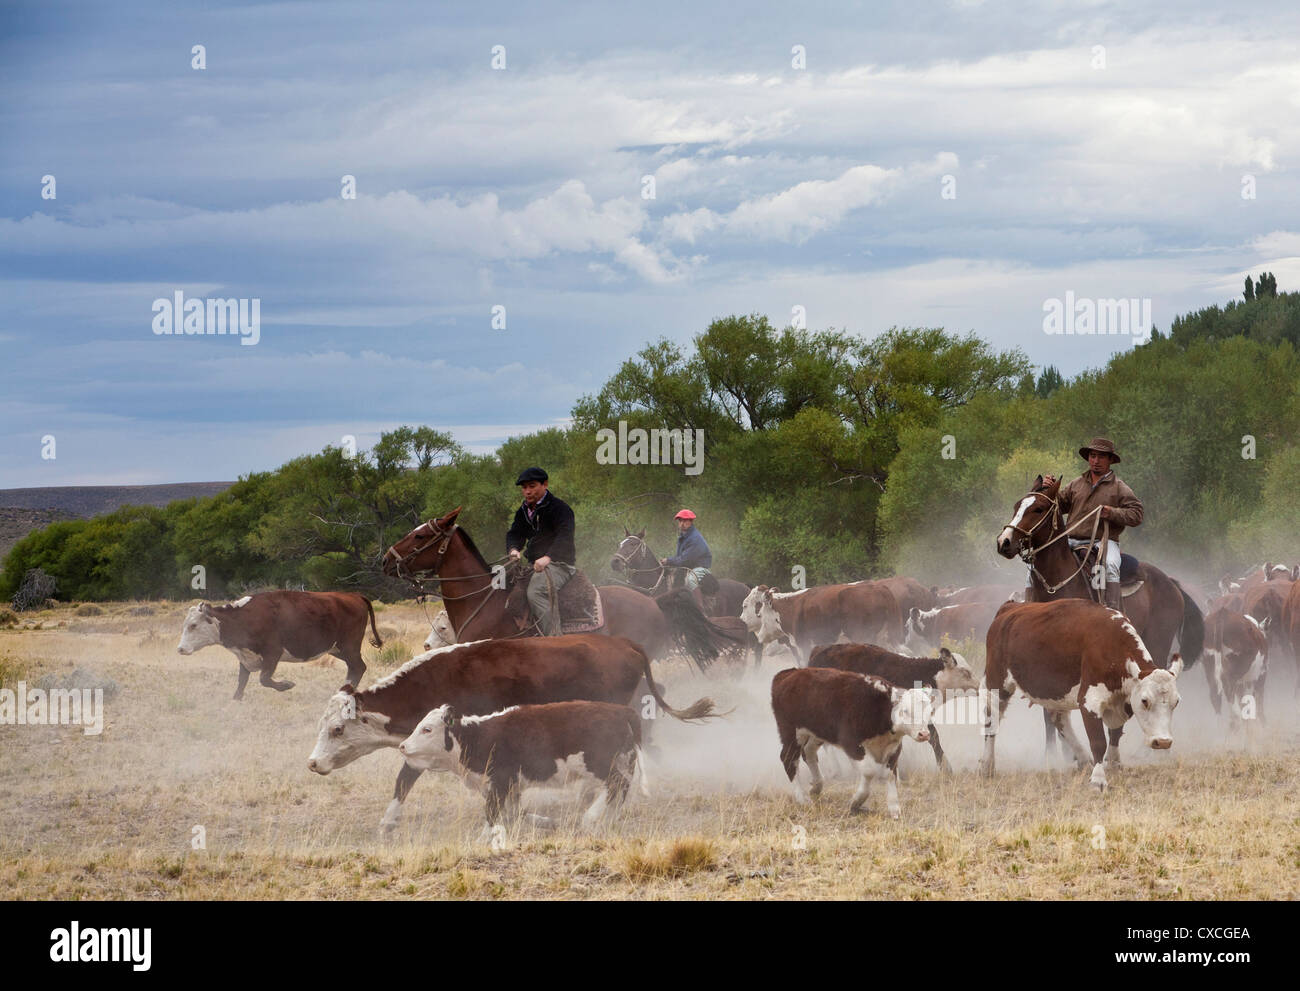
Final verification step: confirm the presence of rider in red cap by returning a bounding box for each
[661,509,712,591]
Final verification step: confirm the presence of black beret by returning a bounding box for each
[515,467,548,485]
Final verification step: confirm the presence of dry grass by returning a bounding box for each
[2,599,1298,900]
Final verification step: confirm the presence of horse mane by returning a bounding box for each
[453,524,492,572]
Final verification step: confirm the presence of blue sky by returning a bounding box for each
[3,0,1297,485]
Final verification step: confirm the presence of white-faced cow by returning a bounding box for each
[980,599,1182,791]
[1203,607,1268,744]
[177,590,382,700]
[307,634,716,834]
[423,609,457,650]
[398,701,647,836]
[741,582,903,665]
[808,642,977,773]
[771,666,934,819]
[904,601,1003,655]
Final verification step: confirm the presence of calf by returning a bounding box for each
[177,590,381,700]
[770,666,933,818]
[423,609,457,650]
[398,701,646,835]
[980,599,1182,791]
[808,643,977,773]
[1203,607,1268,744]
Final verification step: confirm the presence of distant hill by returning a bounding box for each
[0,482,235,519]
[0,483,235,570]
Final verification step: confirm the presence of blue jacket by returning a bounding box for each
[665,526,711,569]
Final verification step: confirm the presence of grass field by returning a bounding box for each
[2,600,1298,900]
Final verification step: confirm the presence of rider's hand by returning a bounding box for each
[1043,474,1057,487]
[660,558,668,566]
[1099,506,1111,520]
[534,555,551,573]
[508,549,521,561]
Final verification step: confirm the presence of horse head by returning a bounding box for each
[996,476,1062,560]
[382,507,464,581]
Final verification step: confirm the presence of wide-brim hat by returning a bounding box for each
[1078,437,1120,463]
[515,467,548,485]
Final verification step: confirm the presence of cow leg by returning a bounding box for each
[1042,710,1060,766]
[379,763,424,835]
[883,745,904,819]
[926,723,952,775]
[1078,709,1109,791]
[1202,655,1222,716]
[233,663,252,702]
[978,688,1009,778]
[1105,726,1123,767]
[849,755,883,815]
[802,735,825,799]
[338,650,366,689]
[257,655,295,692]
[1050,712,1091,768]
[785,636,804,666]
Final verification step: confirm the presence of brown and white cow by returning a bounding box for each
[422,609,458,651]
[1242,579,1292,664]
[1202,607,1268,744]
[740,582,902,665]
[398,701,646,836]
[307,634,716,833]
[904,601,1003,654]
[877,576,938,618]
[808,642,978,773]
[980,599,1182,791]
[770,666,934,818]
[176,590,382,700]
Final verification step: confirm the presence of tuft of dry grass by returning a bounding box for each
[620,838,717,881]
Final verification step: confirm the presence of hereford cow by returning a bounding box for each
[307,634,716,834]
[980,599,1182,791]
[1202,607,1268,744]
[877,576,938,618]
[771,666,933,818]
[1242,579,1292,663]
[808,642,978,773]
[398,701,646,835]
[176,590,382,700]
[740,582,902,665]
[904,601,1003,654]
[423,609,457,650]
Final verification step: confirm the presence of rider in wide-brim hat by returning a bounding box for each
[1045,437,1143,612]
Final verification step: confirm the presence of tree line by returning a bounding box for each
[6,281,1299,604]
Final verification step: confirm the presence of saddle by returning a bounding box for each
[504,562,604,634]
[1070,545,1145,597]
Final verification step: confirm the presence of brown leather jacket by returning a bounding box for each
[1059,470,1143,542]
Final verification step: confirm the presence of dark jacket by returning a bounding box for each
[506,492,576,565]
[665,526,712,569]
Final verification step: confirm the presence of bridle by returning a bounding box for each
[1005,491,1105,597]
[612,535,670,592]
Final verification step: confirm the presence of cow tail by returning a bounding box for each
[365,597,384,649]
[1170,579,1203,670]
[635,645,721,722]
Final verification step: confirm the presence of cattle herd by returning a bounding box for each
[173,558,1300,841]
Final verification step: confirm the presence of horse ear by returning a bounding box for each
[637,529,645,539]
[624,526,630,536]
[1033,474,1044,489]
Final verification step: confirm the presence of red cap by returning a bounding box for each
[674,509,696,520]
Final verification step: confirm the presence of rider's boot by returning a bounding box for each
[1103,583,1124,615]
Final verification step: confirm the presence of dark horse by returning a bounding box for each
[609,529,751,617]
[995,475,1204,762]
[382,508,741,667]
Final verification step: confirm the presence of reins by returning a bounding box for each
[1012,497,1107,596]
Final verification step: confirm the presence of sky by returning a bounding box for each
[3,0,1298,486]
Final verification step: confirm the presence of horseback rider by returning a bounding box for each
[660,509,712,591]
[506,467,576,636]
[1044,437,1143,613]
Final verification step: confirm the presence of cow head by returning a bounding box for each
[889,686,934,742]
[176,602,222,655]
[423,610,458,651]
[307,686,403,774]
[397,705,462,771]
[933,647,979,692]
[904,606,938,651]
[1123,656,1182,749]
[739,585,769,633]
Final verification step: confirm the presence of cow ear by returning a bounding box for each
[199,602,213,615]
[939,647,954,666]
[1124,659,1141,680]
[909,606,920,621]
[1168,655,1183,678]
[340,683,356,695]
[930,586,939,597]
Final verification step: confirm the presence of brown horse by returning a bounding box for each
[609,529,751,617]
[995,475,1203,759]
[382,508,740,668]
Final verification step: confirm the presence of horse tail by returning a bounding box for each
[634,643,721,722]
[653,588,745,672]
[1170,578,1203,670]
[364,597,383,649]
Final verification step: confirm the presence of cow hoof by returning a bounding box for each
[232,693,244,702]
[939,759,954,777]
[808,783,823,799]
